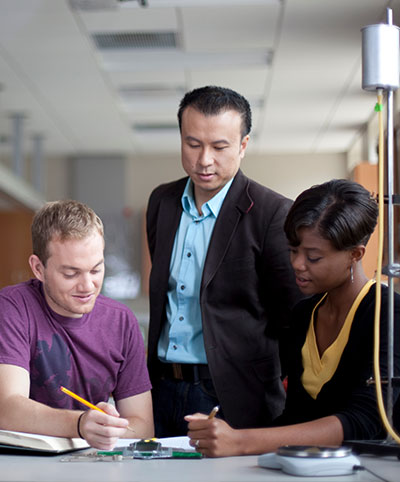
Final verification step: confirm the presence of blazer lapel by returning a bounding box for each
[201,171,253,290]
[152,185,185,290]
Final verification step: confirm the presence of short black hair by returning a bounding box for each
[284,179,378,250]
[177,85,252,138]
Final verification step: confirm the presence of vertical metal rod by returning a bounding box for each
[32,134,44,193]
[384,7,394,443]
[387,7,393,25]
[10,113,25,177]
[386,87,394,442]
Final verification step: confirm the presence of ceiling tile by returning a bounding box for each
[181,5,280,51]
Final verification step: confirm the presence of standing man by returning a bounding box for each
[146,86,301,436]
[0,200,154,450]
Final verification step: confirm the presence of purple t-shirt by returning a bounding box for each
[0,279,151,409]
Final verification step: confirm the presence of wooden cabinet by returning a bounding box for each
[0,209,34,288]
[352,162,379,279]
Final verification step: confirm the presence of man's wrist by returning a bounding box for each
[77,412,85,439]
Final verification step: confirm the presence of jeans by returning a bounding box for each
[152,377,221,438]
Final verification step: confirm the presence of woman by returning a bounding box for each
[185,179,400,457]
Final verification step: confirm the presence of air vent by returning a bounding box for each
[133,123,178,132]
[92,32,178,50]
[119,85,184,98]
[69,0,117,10]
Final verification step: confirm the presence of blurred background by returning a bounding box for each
[1,0,399,337]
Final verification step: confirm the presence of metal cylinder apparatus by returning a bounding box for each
[362,22,400,91]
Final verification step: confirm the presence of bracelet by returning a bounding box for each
[77,412,85,439]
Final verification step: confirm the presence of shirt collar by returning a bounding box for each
[182,177,234,219]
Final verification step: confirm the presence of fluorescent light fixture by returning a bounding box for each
[70,0,280,9]
[118,0,280,7]
[99,50,273,72]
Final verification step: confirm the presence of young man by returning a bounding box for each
[0,200,154,450]
[146,86,302,436]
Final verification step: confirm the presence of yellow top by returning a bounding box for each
[301,279,375,399]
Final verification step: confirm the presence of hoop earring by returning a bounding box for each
[350,265,354,283]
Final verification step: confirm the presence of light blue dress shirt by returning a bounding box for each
[157,178,233,364]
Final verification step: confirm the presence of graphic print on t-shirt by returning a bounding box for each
[31,333,72,407]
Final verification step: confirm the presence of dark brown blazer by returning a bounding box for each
[146,170,302,428]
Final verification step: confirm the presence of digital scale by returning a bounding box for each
[258,445,360,477]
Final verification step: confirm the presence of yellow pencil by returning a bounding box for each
[60,386,135,433]
[208,405,219,419]
[61,386,105,412]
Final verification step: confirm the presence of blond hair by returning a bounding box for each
[32,200,104,265]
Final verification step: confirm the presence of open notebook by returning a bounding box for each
[0,430,193,456]
[0,429,90,454]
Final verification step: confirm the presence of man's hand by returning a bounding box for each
[78,402,130,450]
[185,412,242,457]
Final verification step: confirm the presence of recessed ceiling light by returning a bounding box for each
[99,50,273,72]
[118,0,280,7]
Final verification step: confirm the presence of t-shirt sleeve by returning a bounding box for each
[112,309,152,401]
[0,291,31,371]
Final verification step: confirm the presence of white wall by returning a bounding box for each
[240,152,347,201]
[45,156,70,202]
[0,146,350,212]
[125,151,348,210]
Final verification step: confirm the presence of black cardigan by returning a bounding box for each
[274,284,400,440]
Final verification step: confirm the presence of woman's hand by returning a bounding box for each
[185,412,242,457]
